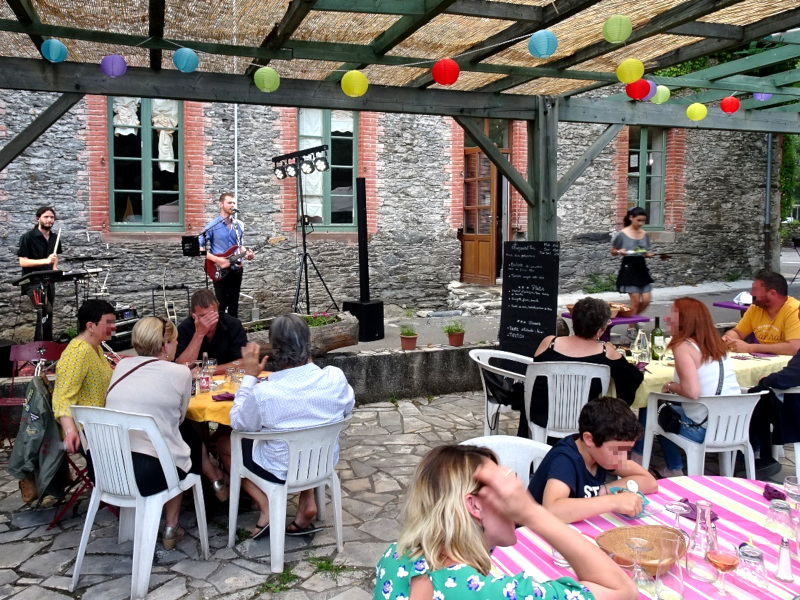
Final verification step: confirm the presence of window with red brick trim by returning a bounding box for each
[627,126,666,229]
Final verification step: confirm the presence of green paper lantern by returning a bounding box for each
[651,85,671,104]
[341,70,368,97]
[603,15,633,44]
[254,67,280,92]
[686,103,707,121]
[616,59,644,84]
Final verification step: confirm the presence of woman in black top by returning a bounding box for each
[529,297,644,429]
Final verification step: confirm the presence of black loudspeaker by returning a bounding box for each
[342,300,384,342]
[182,236,201,257]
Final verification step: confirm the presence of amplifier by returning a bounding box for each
[108,314,139,351]
[114,304,138,321]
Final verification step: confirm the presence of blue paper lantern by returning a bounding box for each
[172,48,199,73]
[41,39,67,63]
[528,30,558,59]
[100,54,127,77]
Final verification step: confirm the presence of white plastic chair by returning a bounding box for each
[769,386,800,477]
[227,416,352,573]
[460,435,551,483]
[524,362,611,443]
[70,406,209,599]
[640,391,766,478]
[469,349,533,436]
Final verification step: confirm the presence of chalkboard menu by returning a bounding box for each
[499,241,559,360]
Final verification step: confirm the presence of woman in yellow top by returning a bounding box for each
[53,299,116,453]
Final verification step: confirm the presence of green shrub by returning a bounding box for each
[442,320,465,334]
[400,324,416,336]
[583,273,617,294]
[780,220,800,247]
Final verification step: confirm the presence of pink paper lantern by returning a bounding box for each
[100,54,127,77]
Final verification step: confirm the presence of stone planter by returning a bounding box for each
[400,334,418,351]
[248,311,359,357]
[447,332,465,347]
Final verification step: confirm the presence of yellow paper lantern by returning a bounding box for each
[616,59,644,84]
[650,85,670,104]
[686,103,707,121]
[603,15,632,44]
[341,70,368,97]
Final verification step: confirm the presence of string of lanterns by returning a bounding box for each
[37,22,775,112]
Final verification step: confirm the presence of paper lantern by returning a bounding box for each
[341,70,368,97]
[603,15,633,44]
[431,58,459,86]
[642,80,657,101]
[753,92,772,102]
[651,85,670,104]
[254,67,280,92]
[720,96,740,114]
[626,79,650,101]
[41,39,67,63]
[617,59,644,84]
[173,48,199,73]
[528,30,558,59]
[686,103,707,121]
[100,54,127,77]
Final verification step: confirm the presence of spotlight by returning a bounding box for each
[300,158,315,174]
[314,155,329,172]
[274,165,287,180]
[285,162,299,178]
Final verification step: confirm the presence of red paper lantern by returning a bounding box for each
[720,96,740,114]
[626,79,650,101]
[432,58,460,86]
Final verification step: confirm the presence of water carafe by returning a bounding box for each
[633,328,650,364]
[685,500,718,583]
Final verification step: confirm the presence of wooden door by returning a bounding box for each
[462,149,499,285]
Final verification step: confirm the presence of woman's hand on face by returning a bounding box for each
[474,461,537,523]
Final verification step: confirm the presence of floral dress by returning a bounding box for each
[374,543,595,600]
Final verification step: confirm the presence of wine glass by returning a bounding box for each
[665,500,690,529]
[706,539,739,597]
[784,476,800,518]
[626,536,655,593]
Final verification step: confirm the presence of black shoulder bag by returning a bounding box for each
[657,359,722,434]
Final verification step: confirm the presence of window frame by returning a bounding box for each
[627,126,666,230]
[107,97,185,232]
[298,108,359,231]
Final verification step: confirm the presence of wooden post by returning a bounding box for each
[527,95,559,241]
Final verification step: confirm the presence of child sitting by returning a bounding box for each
[528,395,658,523]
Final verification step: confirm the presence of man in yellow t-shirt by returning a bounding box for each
[723,270,800,356]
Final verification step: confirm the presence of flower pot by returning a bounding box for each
[447,332,465,347]
[400,334,418,351]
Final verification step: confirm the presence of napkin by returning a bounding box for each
[679,498,718,521]
[733,291,752,305]
[750,352,776,358]
[764,483,787,502]
[212,392,235,402]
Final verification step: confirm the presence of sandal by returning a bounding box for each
[18,477,37,503]
[162,525,186,551]
[285,520,323,536]
[252,523,270,540]
[212,479,229,502]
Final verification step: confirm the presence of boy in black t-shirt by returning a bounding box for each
[528,396,658,523]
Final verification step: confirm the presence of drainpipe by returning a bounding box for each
[765,133,773,270]
[234,105,239,199]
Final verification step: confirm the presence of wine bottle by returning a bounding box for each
[651,317,665,360]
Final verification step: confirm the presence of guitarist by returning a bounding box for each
[199,192,254,319]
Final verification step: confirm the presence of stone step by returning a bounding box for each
[447,281,503,315]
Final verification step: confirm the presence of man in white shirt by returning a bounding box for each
[219,314,354,539]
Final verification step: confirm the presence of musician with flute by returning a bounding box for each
[17,206,62,341]
[199,192,254,319]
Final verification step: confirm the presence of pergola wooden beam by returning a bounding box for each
[480,0,748,93]
[315,0,544,22]
[0,92,84,172]
[529,97,559,241]
[245,0,318,76]
[148,0,166,71]
[666,21,743,40]
[446,0,541,22]
[4,0,43,50]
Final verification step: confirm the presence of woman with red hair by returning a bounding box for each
[634,297,741,476]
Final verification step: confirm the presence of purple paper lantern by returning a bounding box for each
[100,54,127,77]
[753,92,772,101]
[642,80,657,102]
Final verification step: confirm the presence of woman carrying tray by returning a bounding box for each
[611,206,654,338]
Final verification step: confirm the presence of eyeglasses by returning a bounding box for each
[157,316,168,343]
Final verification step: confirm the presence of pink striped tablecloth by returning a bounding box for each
[491,476,800,599]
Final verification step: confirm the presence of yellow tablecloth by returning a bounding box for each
[623,354,790,408]
[185,372,270,425]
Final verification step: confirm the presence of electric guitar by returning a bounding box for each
[204,235,286,281]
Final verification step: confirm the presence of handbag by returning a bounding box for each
[657,359,724,434]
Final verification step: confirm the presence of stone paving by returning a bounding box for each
[0,391,519,600]
[0,391,795,600]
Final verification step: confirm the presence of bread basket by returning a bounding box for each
[596,525,686,576]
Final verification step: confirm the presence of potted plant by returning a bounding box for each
[400,324,418,351]
[443,321,465,347]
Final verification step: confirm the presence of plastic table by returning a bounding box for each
[561,312,650,342]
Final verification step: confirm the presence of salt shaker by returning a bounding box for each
[776,537,794,582]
